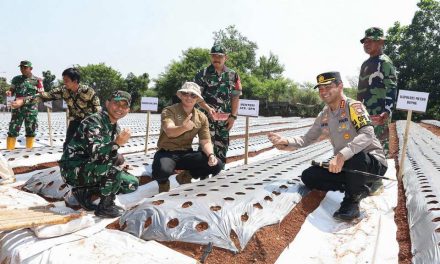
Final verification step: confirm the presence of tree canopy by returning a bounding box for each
[385,0,440,120]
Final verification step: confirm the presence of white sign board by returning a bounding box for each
[396,90,429,113]
[238,99,259,117]
[6,96,15,107]
[44,101,53,109]
[62,100,67,109]
[141,97,158,112]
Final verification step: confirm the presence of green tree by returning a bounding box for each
[155,48,210,104]
[253,52,285,80]
[290,86,322,117]
[124,72,150,110]
[213,25,258,73]
[77,63,125,105]
[0,77,10,105]
[42,70,56,92]
[385,0,440,120]
[344,87,358,100]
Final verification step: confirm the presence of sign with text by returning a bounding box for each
[6,96,15,107]
[141,97,158,112]
[62,100,67,109]
[396,90,429,113]
[238,99,259,117]
[44,101,53,109]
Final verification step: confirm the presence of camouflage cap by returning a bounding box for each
[360,27,385,43]
[18,60,32,67]
[314,71,342,89]
[110,90,131,105]
[210,44,226,55]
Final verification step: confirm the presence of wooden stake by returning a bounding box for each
[144,111,151,154]
[47,107,53,147]
[66,108,70,130]
[398,110,412,180]
[244,116,250,165]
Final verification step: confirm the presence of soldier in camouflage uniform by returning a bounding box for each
[14,68,101,150]
[6,60,44,150]
[357,27,397,195]
[59,91,138,218]
[194,44,242,165]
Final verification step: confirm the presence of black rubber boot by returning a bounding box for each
[72,187,98,211]
[94,194,124,218]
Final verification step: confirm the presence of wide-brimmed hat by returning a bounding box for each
[177,82,204,101]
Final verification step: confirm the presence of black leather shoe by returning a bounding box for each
[94,195,123,218]
[333,201,360,221]
[72,187,98,211]
[158,180,170,193]
[333,193,363,221]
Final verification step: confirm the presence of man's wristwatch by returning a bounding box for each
[230,114,237,120]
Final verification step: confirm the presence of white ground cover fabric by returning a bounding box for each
[0,186,48,209]
[275,159,398,264]
[120,141,334,252]
[396,121,440,263]
[0,216,196,264]
[0,153,14,184]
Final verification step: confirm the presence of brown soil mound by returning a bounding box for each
[159,190,326,264]
[389,122,412,263]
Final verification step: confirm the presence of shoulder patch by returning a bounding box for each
[349,102,371,130]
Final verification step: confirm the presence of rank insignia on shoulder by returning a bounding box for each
[349,102,371,130]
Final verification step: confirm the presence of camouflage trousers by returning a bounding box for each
[374,123,390,157]
[60,162,138,196]
[8,106,38,137]
[209,120,230,164]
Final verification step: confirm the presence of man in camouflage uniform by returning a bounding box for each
[194,44,242,165]
[269,72,387,221]
[59,91,138,218]
[6,60,44,150]
[357,27,397,195]
[14,67,101,150]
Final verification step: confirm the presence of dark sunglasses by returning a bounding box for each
[181,91,198,99]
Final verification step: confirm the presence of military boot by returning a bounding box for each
[333,191,368,221]
[110,193,125,215]
[6,137,16,150]
[71,187,98,211]
[176,170,192,185]
[25,137,35,149]
[94,194,124,218]
[158,180,170,193]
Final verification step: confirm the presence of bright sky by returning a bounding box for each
[0,0,419,86]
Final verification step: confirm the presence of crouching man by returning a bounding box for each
[59,91,139,218]
[153,82,223,192]
[268,72,387,221]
